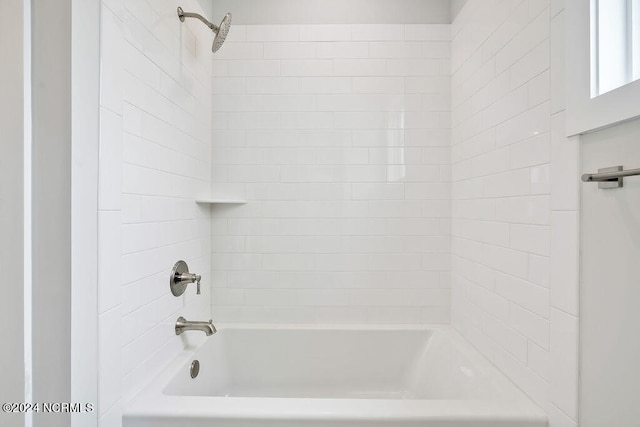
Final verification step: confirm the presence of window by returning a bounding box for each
[591,0,640,97]
[566,0,640,135]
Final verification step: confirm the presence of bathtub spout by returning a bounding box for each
[175,316,216,336]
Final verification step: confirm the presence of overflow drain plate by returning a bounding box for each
[190,360,200,379]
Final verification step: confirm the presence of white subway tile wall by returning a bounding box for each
[210,23,452,324]
[452,1,578,426]
[97,0,212,425]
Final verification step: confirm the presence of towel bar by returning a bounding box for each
[581,166,640,189]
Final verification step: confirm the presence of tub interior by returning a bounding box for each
[163,328,508,400]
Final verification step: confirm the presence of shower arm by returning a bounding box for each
[177,7,220,33]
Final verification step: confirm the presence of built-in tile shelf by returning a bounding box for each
[196,199,247,205]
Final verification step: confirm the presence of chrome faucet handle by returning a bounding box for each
[170,261,202,296]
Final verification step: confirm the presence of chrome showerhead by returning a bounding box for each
[177,7,232,53]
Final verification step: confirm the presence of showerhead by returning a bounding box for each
[211,13,232,53]
[177,7,232,54]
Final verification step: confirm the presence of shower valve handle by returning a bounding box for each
[170,261,202,296]
[179,272,201,295]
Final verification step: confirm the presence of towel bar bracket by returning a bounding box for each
[591,166,624,189]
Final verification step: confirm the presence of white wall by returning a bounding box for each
[573,0,640,422]
[548,0,580,424]
[579,112,640,426]
[450,0,468,20]
[451,1,579,426]
[209,23,452,324]
[71,0,101,421]
[212,0,451,25]
[97,0,213,425]
[31,2,73,425]
[0,1,25,426]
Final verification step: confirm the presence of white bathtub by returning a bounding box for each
[123,325,547,427]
